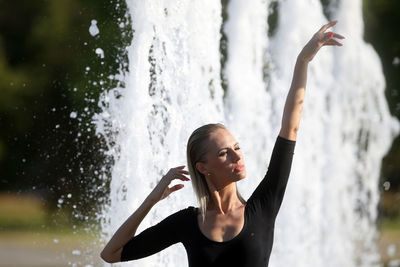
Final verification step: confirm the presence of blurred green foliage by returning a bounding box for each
[362,0,400,196]
[0,0,132,221]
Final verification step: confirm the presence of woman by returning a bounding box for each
[101,21,344,266]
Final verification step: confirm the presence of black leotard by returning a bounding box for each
[121,135,296,266]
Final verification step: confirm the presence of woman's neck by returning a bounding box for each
[207,183,244,214]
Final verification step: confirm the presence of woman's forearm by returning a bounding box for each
[100,195,157,263]
[100,166,189,263]
[279,21,344,141]
[279,57,308,141]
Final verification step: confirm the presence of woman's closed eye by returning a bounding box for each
[218,151,227,157]
[218,146,240,157]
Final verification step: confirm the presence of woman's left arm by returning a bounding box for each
[279,21,344,141]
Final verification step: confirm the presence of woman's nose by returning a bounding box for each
[231,150,241,162]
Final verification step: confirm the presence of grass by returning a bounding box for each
[378,217,400,266]
[0,193,104,266]
[0,229,104,267]
[0,193,47,230]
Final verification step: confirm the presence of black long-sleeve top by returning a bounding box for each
[121,135,296,266]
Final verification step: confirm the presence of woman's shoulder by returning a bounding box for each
[182,206,199,217]
[168,206,198,220]
[159,206,198,231]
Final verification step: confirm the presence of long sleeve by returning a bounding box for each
[120,208,188,261]
[247,135,296,218]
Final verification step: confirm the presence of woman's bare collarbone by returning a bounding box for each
[197,205,245,242]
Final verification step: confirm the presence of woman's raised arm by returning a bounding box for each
[100,166,190,263]
[279,21,344,141]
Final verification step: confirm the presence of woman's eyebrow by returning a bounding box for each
[217,142,239,152]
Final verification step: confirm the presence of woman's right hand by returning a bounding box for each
[148,166,190,203]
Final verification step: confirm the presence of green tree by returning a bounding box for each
[0,0,132,223]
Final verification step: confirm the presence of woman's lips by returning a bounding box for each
[234,165,245,172]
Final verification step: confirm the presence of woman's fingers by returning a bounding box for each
[162,184,184,199]
[169,167,190,180]
[324,39,343,46]
[178,169,190,175]
[320,20,344,45]
[323,32,344,46]
[152,166,190,201]
[298,21,344,62]
[168,184,185,194]
[321,30,344,47]
[175,174,190,181]
[173,166,189,174]
[319,20,337,33]
[164,167,190,185]
[333,33,345,39]
[325,32,345,40]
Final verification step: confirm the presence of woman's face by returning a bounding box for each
[198,129,246,189]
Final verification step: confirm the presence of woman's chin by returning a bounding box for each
[235,172,247,181]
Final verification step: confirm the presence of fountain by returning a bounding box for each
[95,0,399,266]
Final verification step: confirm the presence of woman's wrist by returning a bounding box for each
[143,193,160,207]
[296,52,311,64]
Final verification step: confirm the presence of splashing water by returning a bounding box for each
[95,0,399,266]
[89,19,100,37]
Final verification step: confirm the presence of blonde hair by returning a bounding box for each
[186,123,245,222]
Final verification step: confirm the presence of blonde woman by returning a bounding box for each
[101,21,344,266]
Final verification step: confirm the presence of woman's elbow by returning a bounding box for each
[100,249,120,263]
[279,127,298,141]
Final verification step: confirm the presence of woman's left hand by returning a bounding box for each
[298,20,345,62]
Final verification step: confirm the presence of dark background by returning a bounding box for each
[0,0,399,226]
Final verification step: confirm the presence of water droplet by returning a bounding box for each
[53,238,59,244]
[89,20,99,36]
[70,112,78,119]
[383,181,391,191]
[387,244,396,257]
[95,48,104,58]
[393,57,400,66]
[72,249,81,255]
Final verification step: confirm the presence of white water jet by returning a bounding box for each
[95,0,399,266]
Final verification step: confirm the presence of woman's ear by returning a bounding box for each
[195,162,207,176]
